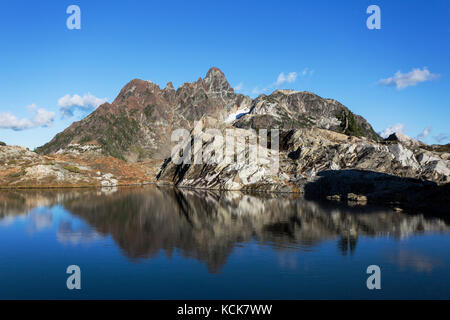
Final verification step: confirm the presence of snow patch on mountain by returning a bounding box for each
[225,108,251,123]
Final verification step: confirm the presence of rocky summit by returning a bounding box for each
[2,67,449,212]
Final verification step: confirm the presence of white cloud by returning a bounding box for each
[249,69,310,96]
[0,104,55,131]
[58,93,107,117]
[379,67,440,90]
[416,126,432,141]
[380,123,405,138]
[275,72,298,87]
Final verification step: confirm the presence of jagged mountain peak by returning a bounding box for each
[165,82,175,91]
[37,68,244,160]
[112,78,163,106]
[203,67,232,93]
[205,67,226,80]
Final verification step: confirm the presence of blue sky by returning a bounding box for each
[0,0,449,149]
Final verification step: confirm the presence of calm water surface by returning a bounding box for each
[0,186,449,299]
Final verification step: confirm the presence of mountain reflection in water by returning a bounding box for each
[1,186,448,274]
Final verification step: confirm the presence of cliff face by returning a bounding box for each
[157,117,450,212]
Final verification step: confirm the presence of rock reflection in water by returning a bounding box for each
[0,186,448,273]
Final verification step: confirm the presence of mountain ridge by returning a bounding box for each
[36,67,380,160]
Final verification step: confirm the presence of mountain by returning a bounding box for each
[36,67,380,161]
[234,90,381,141]
[36,68,251,160]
